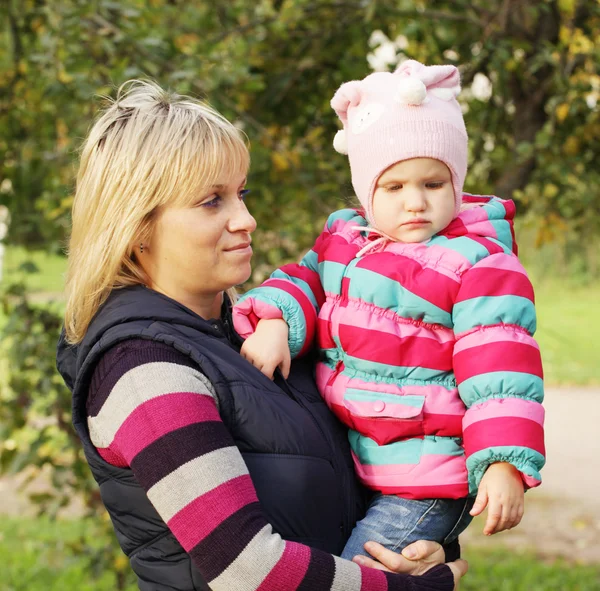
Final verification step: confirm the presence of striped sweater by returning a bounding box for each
[233,195,546,499]
[87,338,454,591]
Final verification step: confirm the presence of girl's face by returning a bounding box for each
[371,158,456,243]
[141,172,256,316]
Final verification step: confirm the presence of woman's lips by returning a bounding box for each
[225,242,252,255]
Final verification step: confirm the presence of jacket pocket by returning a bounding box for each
[343,388,425,444]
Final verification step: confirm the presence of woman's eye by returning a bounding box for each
[240,189,250,200]
[201,195,222,208]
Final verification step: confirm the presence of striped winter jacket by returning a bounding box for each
[234,194,545,500]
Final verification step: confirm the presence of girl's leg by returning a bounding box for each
[341,493,474,560]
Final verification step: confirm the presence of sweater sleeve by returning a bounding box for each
[452,253,546,495]
[87,339,454,591]
[233,209,358,358]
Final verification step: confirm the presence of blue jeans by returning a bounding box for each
[341,493,475,560]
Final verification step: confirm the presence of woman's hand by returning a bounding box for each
[352,540,468,590]
[240,318,291,379]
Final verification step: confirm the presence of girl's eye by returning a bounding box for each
[387,184,403,192]
[427,182,445,190]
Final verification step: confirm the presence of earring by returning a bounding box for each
[139,243,144,254]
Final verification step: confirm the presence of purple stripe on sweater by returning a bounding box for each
[297,549,335,590]
[87,339,196,416]
[130,421,228,490]
[188,502,264,581]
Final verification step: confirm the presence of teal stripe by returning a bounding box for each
[270,270,318,308]
[345,354,454,384]
[466,446,545,494]
[485,235,513,255]
[348,267,452,327]
[318,260,346,295]
[428,235,488,265]
[246,286,307,358]
[453,295,536,335]
[299,249,318,272]
[459,372,544,407]
[327,208,366,229]
[349,432,464,466]
[345,389,424,408]
[490,219,513,253]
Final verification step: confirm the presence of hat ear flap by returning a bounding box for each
[330,80,362,125]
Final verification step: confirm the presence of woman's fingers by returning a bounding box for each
[351,554,392,572]
[353,540,445,576]
[447,559,469,590]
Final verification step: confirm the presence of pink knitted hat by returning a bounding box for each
[331,60,468,222]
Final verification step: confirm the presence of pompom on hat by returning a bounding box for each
[331,60,468,223]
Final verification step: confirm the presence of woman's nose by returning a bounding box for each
[228,199,257,233]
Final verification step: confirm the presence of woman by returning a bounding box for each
[56,80,468,590]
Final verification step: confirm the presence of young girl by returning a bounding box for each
[233,60,545,560]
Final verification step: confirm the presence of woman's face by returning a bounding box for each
[142,172,256,314]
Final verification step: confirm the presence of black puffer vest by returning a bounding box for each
[56,286,368,590]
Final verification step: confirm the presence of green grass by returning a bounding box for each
[0,517,598,591]
[1,246,599,385]
[0,517,137,591]
[531,277,600,385]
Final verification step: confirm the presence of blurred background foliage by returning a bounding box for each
[1,1,600,589]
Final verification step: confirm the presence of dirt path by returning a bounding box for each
[2,387,599,562]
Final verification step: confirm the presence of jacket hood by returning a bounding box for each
[441,194,518,255]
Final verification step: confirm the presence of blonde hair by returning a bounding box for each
[64,79,249,343]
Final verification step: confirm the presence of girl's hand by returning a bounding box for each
[352,540,468,590]
[469,462,525,535]
[240,318,291,379]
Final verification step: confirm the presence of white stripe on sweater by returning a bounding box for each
[209,524,286,591]
[148,447,249,522]
[88,362,216,447]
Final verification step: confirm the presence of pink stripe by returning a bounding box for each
[114,393,219,462]
[454,341,544,383]
[97,446,128,467]
[256,542,310,591]
[279,263,326,309]
[331,302,455,343]
[233,299,283,338]
[359,567,388,591]
[469,253,529,274]
[168,475,256,551]
[355,252,460,313]
[318,234,360,265]
[262,278,317,355]
[463,417,545,457]
[339,324,453,370]
[455,267,534,303]
[463,398,545,430]
[522,474,541,489]
[315,364,466,419]
[353,452,467,489]
[454,324,538,355]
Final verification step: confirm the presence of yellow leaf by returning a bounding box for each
[543,184,559,199]
[114,554,129,571]
[271,152,289,171]
[563,136,580,156]
[57,70,73,84]
[555,103,569,123]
